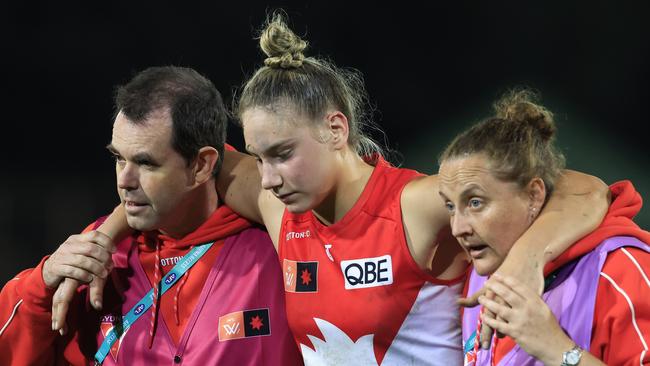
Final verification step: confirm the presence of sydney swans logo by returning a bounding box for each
[300,318,379,366]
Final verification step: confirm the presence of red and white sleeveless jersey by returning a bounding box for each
[279,157,463,365]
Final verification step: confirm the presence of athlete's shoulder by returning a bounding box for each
[375,159,423,185]
[365,160,423,206]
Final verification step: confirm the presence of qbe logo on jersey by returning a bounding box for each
[340,255,393,290]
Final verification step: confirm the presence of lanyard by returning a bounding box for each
[464,330,477,355]
[463,267,564,365]
[94,242,214,365]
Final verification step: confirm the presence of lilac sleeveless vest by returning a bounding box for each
[78,227,301,366]
[462,236,650,366]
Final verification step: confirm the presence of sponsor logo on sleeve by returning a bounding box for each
[283,259,318,293]
[218,308,271,341]
[340,255,393,290]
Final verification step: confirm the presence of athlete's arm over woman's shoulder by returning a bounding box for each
[217,150,284,247]
[496,169,609,288]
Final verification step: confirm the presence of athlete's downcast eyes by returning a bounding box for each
[248,141,296,165]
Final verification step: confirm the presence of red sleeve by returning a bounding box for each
[0,221,100,365]
[591,247,650,365]
[0,257,63,365]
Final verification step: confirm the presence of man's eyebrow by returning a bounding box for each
[105,144,158,165]
[133,152,156,160]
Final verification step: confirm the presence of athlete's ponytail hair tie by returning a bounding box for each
[260,12,307,69]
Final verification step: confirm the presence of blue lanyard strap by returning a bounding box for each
[94,242,214,365]
[463,267,566,359]
[464,330,477,354]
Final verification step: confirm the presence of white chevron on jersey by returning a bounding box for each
[301,318,377,366]
[300,282,463,365]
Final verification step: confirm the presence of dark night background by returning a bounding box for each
[1,1,648,284]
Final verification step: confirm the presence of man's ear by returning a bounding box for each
[192,146,219,185]
[324,111,349,150]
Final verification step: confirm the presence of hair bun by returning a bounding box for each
[260,13,307,69]
[494,89,556,142]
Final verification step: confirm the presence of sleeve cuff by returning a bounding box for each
[17,256,57,309]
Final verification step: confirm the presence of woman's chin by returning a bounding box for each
[472,258,501,277]
[285,200,310,214]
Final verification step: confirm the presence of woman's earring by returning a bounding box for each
[530,207,538,221]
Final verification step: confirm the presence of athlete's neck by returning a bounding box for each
[312,152,374,226]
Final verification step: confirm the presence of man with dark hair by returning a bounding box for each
[114,66,227,176]
[0,66,301,365]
